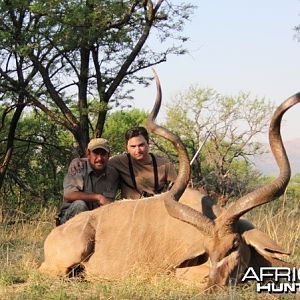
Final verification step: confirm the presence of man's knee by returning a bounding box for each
[59,200,89,225]
[71,200,89,212]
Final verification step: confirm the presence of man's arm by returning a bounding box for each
[64,162,113,206]
[64,191,113,205]
[68,157,87,175]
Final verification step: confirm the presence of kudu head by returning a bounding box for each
[147,75,299,289]
[202,94,299,288]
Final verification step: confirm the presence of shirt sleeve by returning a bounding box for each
[63,172,84,196]
[108,155,122,168]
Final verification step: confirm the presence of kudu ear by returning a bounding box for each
[242,228,289,259]
[237,219,289,259]
[242,228,289,255]
[241,227,293,269]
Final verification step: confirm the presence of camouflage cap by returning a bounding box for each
[87,138,110,153]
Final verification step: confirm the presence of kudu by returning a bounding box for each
[39,71,299,290]
[166,92,300,288]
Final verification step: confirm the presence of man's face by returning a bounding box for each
[87,148,109,172]
[127,135,149,161]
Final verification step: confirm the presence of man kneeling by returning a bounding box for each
[57,138,120,225]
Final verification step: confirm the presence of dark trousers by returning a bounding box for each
[57,200,89,225]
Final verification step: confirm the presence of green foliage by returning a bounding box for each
[286,172,300,199]
[258,172,300,201]
[161,85,274,198]
[0,0,195,153]
[0,107,73,217]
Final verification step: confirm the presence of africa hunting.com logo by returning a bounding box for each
[241,267,300,293]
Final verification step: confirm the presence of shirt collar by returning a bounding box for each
[86,160,108,177]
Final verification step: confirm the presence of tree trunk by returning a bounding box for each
[0,103,26,189]
[77,46,91,152]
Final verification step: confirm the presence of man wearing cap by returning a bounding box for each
[57,138,120,225]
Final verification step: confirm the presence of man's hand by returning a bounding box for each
[64,191,113,206]
[96,194,113,206]
[68,158,86,175]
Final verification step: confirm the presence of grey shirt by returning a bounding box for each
[63,160,120,210]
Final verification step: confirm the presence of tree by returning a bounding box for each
[161,85,274,200]
[0,0,195,188]
[0,107,73,217]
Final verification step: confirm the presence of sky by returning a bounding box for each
[132,0,300,142]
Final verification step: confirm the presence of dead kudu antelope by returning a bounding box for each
[39,73,299,289]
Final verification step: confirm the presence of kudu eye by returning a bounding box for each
[225,239,240,257]
[232,239,240,250]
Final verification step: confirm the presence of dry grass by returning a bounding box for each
[246,195,300,265]
[0,198,299,300]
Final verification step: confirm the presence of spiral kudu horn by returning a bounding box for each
[146,69,214,236]
[218,93,300,229]
[146,69,190,200]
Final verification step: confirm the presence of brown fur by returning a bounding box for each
[39,188,289,286]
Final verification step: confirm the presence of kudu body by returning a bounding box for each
[39,72,299,289]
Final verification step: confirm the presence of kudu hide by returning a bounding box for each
[39,72,299,289]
